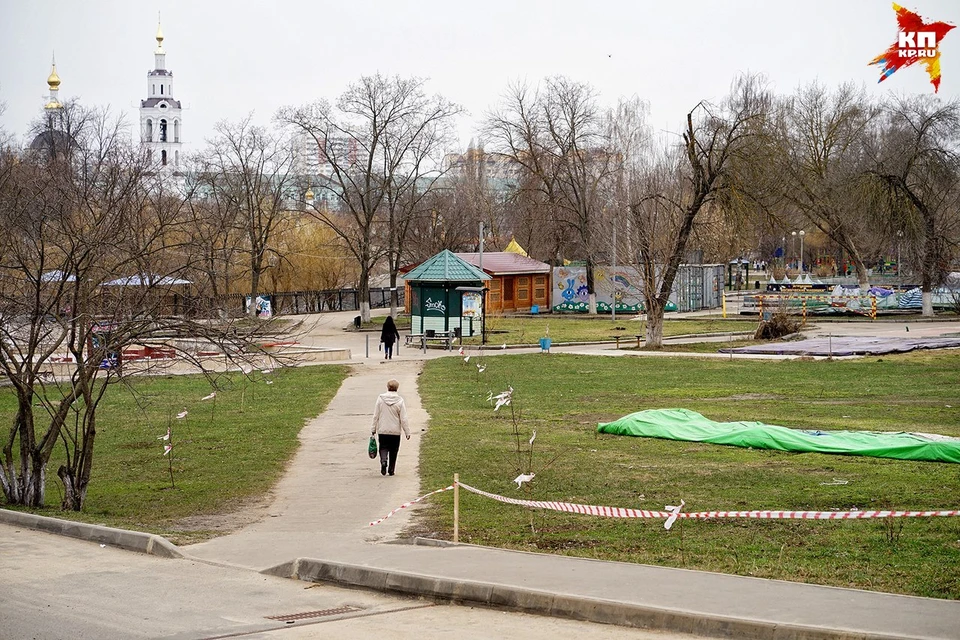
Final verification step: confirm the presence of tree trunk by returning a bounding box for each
[921,267,935,317]
[358,264,372,323]
[6,458,46,508]
[585,259,597,314]
[854,262,870,291]
[645,298,665,348]
[58,464,86,511]
[389,271,399,318]
[922,290,934,317]
[249,265,261,318]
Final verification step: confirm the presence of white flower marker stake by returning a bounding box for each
[513,473,535,489]
[664,499,687,564]
[663,499,685,530]
[202,390,217,427]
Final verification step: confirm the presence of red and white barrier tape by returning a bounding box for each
[457,482,960,521]
[369,485,454,526]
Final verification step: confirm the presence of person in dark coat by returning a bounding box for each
[380,315,400,359]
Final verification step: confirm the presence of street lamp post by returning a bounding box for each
[791,231,797,271]
[798,230,805,276]
[896,230,904,279]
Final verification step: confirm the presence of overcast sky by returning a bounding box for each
[1,0,958,153]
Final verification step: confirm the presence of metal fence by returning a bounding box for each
[669,264,725,312]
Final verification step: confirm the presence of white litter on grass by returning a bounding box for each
[201,392,216,401]
[176,410,188,419]
[820,479,849,486]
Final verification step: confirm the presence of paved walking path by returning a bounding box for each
[186,359,427,565]
[178,313,960,638]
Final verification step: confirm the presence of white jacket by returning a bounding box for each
[371,392,410,437]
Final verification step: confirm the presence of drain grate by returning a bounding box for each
[266,606,362,622]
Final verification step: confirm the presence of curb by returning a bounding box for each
[262,557,911,640]
[0,508,182,558]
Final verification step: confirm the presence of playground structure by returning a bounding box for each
[741,282,958,322]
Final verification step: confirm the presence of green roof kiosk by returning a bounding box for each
[403,250,490,339]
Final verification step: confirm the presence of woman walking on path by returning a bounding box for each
[380,316,400,360]
[371,378,410,476]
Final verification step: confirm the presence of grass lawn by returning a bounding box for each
[459,316,757,345]
[0,365,348,543]
[416,351,960,598]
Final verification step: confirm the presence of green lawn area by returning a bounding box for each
[0,366,348,543]
[461,316,757,345]
[416,351,960,598]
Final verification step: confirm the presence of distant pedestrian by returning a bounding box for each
[380,316,400,360]
[371,378,410,476]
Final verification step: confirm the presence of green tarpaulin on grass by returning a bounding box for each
[597,408,960,464]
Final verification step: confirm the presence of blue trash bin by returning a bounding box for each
[539,337,551,353]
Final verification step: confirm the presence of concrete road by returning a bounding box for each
[0,523,691,640]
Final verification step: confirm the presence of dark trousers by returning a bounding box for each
[378,434,401,474]
[383,341,395,359]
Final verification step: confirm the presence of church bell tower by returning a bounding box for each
[139,19,183,170]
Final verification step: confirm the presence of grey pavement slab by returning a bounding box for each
[264,544,960,640]
[4,523,686,640]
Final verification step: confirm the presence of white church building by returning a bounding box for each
[139,21,183,171]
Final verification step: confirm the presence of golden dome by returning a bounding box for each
[47,62,60,91]
[305,188,315,201]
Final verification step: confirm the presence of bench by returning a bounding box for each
[612,335,645,348]
[405,332,455,350]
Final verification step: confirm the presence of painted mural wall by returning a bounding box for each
[552,265,724,313]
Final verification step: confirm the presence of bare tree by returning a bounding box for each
[770,83,880,289]
[180,173,243,303]
[407,146,515,260]
[868,95,960,315]
[195,115,299,317]
[279,74,461,321]
[628,76,770,347]
[485,77,616,313]
[0,105,269,510]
